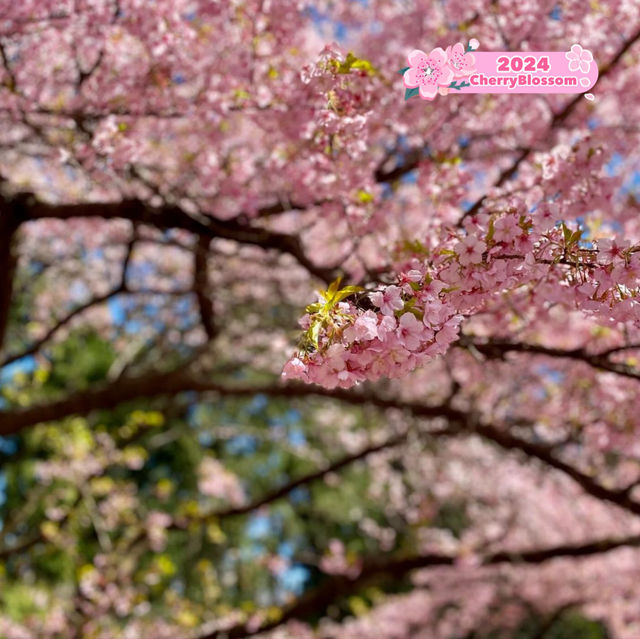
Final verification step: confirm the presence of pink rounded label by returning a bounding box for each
[400,43,598,101]
[458,52,598,94]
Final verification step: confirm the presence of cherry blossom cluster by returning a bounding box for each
[285,200,640,388]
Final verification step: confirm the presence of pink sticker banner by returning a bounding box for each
[400,43,598,100]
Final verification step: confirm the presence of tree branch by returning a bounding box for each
[1,285,124,368]
[193,235,217,341]
[471,421,640,516]
[22,198,338,284]
[3,373,636,521]
[194,531,640,639]
[0,373,464,436]
[0,205,20,353]
[460,336,640,382]
[195,430,412,522]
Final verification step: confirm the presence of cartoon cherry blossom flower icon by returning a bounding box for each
[565,44,593,73]
[403,48,454,100]
[445,42,476,78]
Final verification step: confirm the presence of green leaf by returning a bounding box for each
[570,229,583,245]
[402,297,416,311]
[351,58,375,74]
[356,189,374,204]
[305,302,323,314]
[486,216,496,244]
[315,278,364,314]
[335,52,377,75]
[519,214,530,227]
[405,87,419,100]
[398,66,410,75]
[561,222,572,244]
[449,80,471,91]
[307,321,322,348]
[401,239,429,255]
[432,500,469,539]
[333,285,365,305]
[326,276,342,298]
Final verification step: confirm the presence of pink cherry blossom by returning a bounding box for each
[344,310,379,342]
[420,279,447,301]
[370,285,405,316]
[492,215,521,245]
[283,356,308,381]
[377,315,398,341]
[445,43,476,78]
[396,312,425,351]
[403,48,454,100]
[456,235,487,266]
[198,458,245,507]
[597,238,628,264]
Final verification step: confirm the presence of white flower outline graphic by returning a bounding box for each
[565,43,593,73]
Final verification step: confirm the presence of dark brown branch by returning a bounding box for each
[374,145,426,184]
[0,280,191,369]
[76,49,105,90]
[195,531,640,639]
[0,533,42,559]
[22,198,337,284]
[197,431,411,522]
[193,235,217,341]
[0,368,188,436]
[471,421,640,516]
[0,207,20,353]
[3,373,635,521]
[108,432,421,554]
[0,372,468,436]
[596,342,640,357]
[1,286,124,368]
[0,39,16,92]
[460,337,640,382]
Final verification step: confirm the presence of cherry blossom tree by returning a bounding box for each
[2,1,640,638]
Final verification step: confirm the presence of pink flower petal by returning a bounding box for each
[404,67,421,88]
[440,65,454,85]
[579,60,591,73]
[581,49,593,62]
[570,43,583,56]
[419,82,438,100]
[408,49,429,67]
[568,59,579,72]
[429,47,447,67]
[565,51,577,62]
